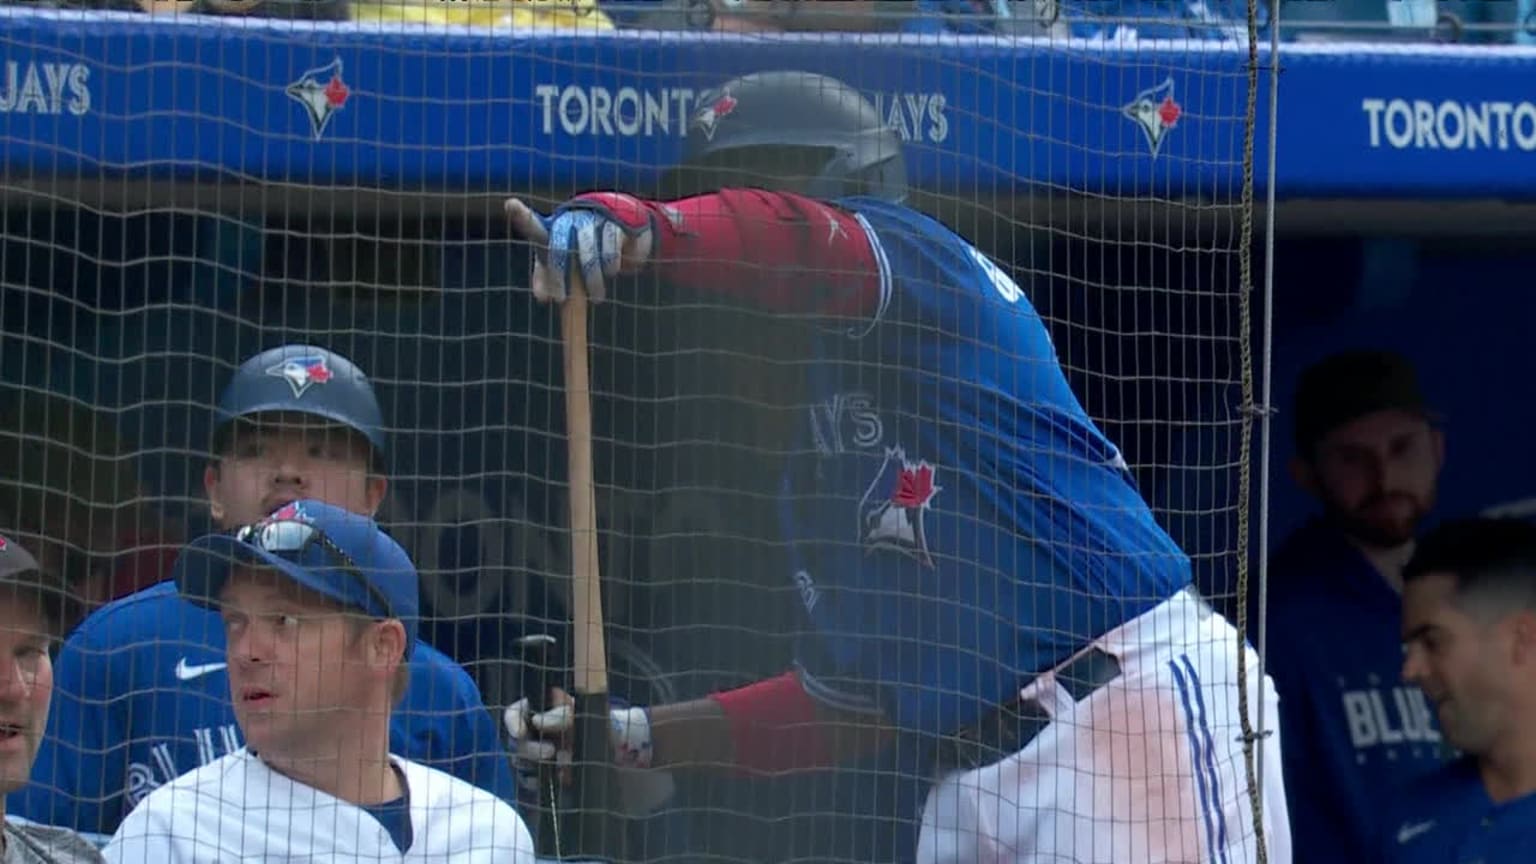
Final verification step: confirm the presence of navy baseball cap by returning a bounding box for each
[0,532,76,637]
[0,534,42,582]
[1293,350,1437,456]
[213,345,388,459]
[172,500,419,658]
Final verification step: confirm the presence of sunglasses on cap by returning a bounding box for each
[233,519,395,621]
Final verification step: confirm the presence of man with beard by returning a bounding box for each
[1266,350,1450,864]
[1381,518,1536,863]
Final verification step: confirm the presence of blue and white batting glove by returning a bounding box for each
[507,193,656,305]
[503,697,676,816]
[540,208,626,304]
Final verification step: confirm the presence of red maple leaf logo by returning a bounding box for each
[325,75,350,109]
[304,362,332,384]
[1157,95,1181,128]
[891,463,936,509]
[0,535,9,551]
[269,502,302,522]
[712,93,738,120]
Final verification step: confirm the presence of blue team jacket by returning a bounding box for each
[1265,518,1448,864]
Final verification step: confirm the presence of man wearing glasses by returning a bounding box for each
[9,345,516,842]
[103,500,533,862]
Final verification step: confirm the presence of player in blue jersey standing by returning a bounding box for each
[1263,351,1448,864]
[9,344,516,842]
[1382,517,1536,864]
[504,70,1292,864]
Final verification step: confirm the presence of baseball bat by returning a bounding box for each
[516,633,564,859]
[560,272,624,861]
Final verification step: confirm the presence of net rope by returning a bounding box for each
[1234,0,1275,860]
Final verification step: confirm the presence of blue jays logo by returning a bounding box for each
[858,446,940,568]
[265,355,334,398]
[265,501,308,524]
[286,58,350,141]
[691,90,738,142]
[1122,77,1182,158]
[236,501,315,548]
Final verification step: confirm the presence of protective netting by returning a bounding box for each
[0,4,1272,863]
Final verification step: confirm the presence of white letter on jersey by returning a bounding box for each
[1343,691,1378,747]
[794,570,820,613]
[810,392,885,456]
[967,245,1022,304]
[1394,688,1438,743]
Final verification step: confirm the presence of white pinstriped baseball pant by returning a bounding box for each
[916,589,1294,864]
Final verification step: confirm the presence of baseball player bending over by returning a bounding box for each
[102,500,534,863]
[10,345,515,840]
[506,70,1293,864]
[0,532,101,863]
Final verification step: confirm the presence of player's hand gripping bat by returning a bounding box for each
[516,633,566,858]
[507,198,625,862]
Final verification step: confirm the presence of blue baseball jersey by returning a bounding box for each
[1379,757,1536,864]
[1265,518,1447,864]
[10,580,516,839]
[783,196,1193,738]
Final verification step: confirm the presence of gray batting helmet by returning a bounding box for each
[660,70,908,203]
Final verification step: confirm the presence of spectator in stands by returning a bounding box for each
[1379,517,1536,861]
[1275,0,1503,45]
[351,0,612,28]
[622,0,1255,39]
[625,0,1066,35]
[0,527,101,863]
[130,0,614,23]
[120,0,351,20]
[0,391,181,613]
[1264,350,1449,864]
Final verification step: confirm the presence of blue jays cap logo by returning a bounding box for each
[265,501,308,524]
[692,89,738,142]
[266,355,334,399]
[286,58,350,141]
[859,446,940,568]
[1122,77,1182,158]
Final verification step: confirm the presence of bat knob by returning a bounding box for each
[516,633,560,714]
[517,633,558,654]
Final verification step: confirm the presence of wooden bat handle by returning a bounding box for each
[561,277,609,698]
[560,267,625,863]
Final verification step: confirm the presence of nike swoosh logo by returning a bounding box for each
[1397,820,1435,844]
[174,659,227,681]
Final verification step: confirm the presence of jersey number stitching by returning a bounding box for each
[969,246,1022,304]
